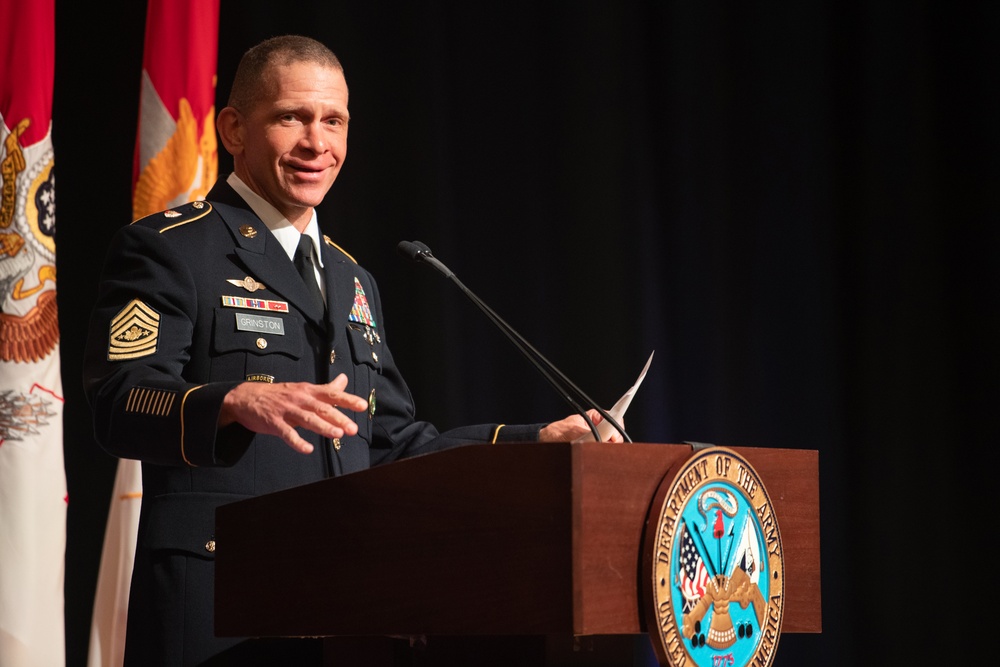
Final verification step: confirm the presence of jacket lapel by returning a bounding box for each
[208,182,327,327]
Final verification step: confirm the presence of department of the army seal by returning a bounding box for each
[642,446,785,667]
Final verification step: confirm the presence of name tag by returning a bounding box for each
[235,312,285,335]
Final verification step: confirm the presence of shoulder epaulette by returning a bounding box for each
[323,235,358,264]
[131,201,214,233]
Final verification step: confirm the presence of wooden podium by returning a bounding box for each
[214,442,820,665]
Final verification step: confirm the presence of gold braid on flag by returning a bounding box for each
[1,119,29,232]
[132,98,217,219]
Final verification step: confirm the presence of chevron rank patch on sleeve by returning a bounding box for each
[108,299,161,360]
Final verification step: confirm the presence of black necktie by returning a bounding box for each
[293,234,324,310]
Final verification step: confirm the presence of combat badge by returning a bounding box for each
[643,446,785,667]
[108,299,160,360]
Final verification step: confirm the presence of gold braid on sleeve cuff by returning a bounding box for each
[490,424,506,444]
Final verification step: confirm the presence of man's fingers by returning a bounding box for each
[299,401,358,438]
[223,378,366,453]
[317,378,368,413]
[283,423,314,454]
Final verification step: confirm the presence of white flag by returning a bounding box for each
[0,1,67,665]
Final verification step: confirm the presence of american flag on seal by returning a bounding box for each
[677,521,711,614]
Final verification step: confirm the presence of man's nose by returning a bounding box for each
[303,123,327,152]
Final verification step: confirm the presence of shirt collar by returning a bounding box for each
[227,173,324,266]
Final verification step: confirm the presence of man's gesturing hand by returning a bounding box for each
[219,373,369,453]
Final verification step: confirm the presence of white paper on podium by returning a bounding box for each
[584,350,654,442]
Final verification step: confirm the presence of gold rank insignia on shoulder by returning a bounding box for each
[239,224,257,238]
[108,299,160,360]
[143,201,214,233]
[227,276,266,292]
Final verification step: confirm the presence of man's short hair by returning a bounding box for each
[227,35,344,113]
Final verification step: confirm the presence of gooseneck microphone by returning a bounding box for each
[397,240,631,443]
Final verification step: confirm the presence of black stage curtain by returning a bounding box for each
[55,2,997,665]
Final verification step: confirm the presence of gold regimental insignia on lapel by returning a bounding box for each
[143,202,214,233]
[108,299,160,360]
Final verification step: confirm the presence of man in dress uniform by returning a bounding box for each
[83,34,614,666]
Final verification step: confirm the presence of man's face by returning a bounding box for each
[235,61,350,226]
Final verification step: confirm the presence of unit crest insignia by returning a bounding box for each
[643,446,785,667]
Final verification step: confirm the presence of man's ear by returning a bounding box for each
[216,107,243,155]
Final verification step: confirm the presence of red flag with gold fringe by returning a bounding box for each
[132,0,219,219]
[88,2,219,665]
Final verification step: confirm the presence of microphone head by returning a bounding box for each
[396,240,425,262]
[397,240,454,279]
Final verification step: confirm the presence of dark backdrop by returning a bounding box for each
[53,2,997,665]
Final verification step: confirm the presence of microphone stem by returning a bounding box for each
[399,240,632,443]
[448,275,630,443]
